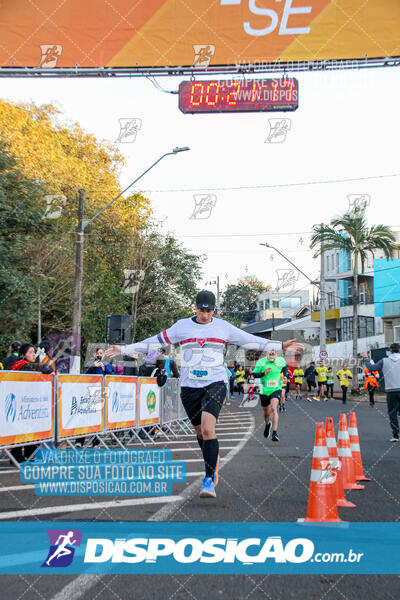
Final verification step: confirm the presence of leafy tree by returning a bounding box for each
[221,276,271,326]
[0,100,204,361]
[0,141,53,352]
[310,209,396,390]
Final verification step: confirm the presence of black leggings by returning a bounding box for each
[307,380,315,393]
[367,384,375,405]
[341,386,348,403]
[326,384,334,399]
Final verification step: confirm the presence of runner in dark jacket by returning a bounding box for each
[304,362,317,393]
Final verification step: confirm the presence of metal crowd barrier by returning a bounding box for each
[0,371,194,468]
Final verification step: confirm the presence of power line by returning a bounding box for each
[141,173,400,194]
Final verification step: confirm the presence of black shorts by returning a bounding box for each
[260,391,281,407]
[180,381,226,426]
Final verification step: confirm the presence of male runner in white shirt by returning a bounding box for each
[105,290,303,498]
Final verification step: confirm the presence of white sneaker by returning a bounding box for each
[389,437,399,442]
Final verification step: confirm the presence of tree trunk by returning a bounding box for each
[352,263,359,394]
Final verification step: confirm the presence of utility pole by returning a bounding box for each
[68,148,189,373]
[319,224,326,354]
[70,189,85,374]
[216,275,220,315]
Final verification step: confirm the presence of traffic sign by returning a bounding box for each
[319,350,328,360]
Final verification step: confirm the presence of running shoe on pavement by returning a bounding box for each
[272,431,279,442]
[200,477,216,498]
[390,436,399,442]
[213,455,220,487]
[264,422,271,439]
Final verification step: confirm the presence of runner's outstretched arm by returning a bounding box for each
[105,323,181,358]
[224,322,304,354]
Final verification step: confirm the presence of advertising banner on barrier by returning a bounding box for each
[57,375,103,440]
[162,378,179,424]
[0,1,399,69]
[138,378,160,427]
[105,375,137,431]
[0,372,54,447]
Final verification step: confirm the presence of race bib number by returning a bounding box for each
[266,380,279,388]
[189,368,212,380]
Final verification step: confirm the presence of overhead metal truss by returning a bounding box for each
[1,55,399,78]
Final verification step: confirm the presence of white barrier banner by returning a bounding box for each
[106,376,137,429]
[58,375,103,438]
[138,378,160,426]
[0,379,52,439]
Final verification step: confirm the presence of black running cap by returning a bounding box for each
[196,290,216,310]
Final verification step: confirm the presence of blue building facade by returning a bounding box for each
[374,258,400,316]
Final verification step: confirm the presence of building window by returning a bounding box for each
[336,253,339,272]
[265,299,270,309]
[281,297,301,308]
[394,326,400,342]
[272,300,280,309]
[328,292,335,309]
[339,316,375,341]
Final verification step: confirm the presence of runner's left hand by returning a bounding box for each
[282,339,304,354]
[104,345,123,358]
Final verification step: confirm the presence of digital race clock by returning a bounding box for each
[178,78,299,114]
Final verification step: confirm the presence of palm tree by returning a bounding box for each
[310,209,396,391]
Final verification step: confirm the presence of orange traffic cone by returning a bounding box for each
[337,414,364,491]
[299,422,342,522]
[349,412,371,482]
[325,417,356,508]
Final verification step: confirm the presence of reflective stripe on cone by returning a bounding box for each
[298,422,342,523]
[325,416,356,508]
[337,414,364,491]
[349,412,371,482]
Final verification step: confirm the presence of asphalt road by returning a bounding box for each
[0,393,399,600]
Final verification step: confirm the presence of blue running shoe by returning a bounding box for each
[200,477,216,498]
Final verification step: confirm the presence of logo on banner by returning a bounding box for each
[42,529,82,568]
[39,45,62,68]
[146,390,156,414]
[192,45,215,67]
[71,391,100,416]
[5,393,16,423]
[112,391,119,413]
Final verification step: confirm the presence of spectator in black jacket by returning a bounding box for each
[123,354,138,376]
[2,341,22,370]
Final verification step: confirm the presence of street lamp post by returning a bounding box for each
[69,147,190,374]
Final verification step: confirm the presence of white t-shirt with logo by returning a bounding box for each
[122,316,282,388]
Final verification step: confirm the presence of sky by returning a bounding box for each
[2,66,400,303]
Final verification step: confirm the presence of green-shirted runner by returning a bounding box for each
[253,349,287,442]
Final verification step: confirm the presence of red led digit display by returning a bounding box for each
[179,78,298,114]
